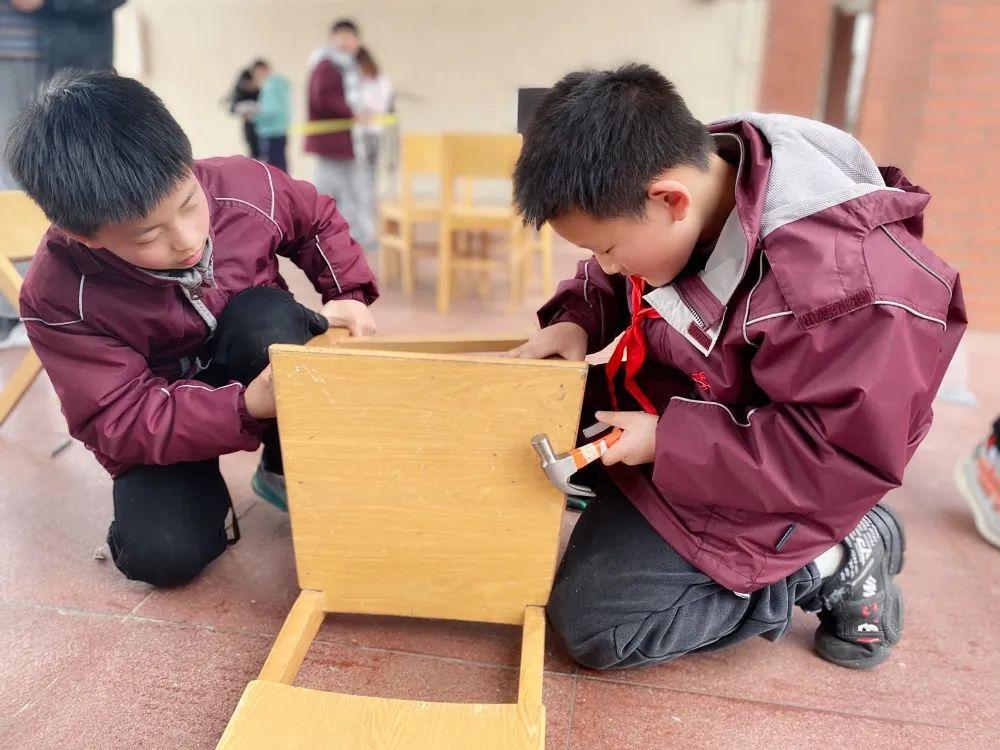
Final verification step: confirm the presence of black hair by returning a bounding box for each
[5,69,193,237]
[251,58,269,70]
[331,18,359,34]
[513,64,714,229]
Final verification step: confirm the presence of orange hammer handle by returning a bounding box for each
[569,428,624,469]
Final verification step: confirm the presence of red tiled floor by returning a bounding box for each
[568,678,997,749]
[295,639,578,749]
[579,403,1000,734]
[0,600,273,749]
[2,240,1000,748]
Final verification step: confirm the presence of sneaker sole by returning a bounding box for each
[816,503,905,670]
[954,458,1000,549]
[867,503,905,653]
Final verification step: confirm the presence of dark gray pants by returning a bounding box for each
[547,476,821,670]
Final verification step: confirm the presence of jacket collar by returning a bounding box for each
[643,123,771,356]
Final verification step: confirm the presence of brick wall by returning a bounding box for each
[759,0,1000,329]
[757,0,834,116]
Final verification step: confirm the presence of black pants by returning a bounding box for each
[243,120,260,159]
[547,476,821,670]
[259,135,288,173]
[106,288,327,587]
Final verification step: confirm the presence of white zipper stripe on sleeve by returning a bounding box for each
[254,159,276,219]
[873,300,947,330]
[21,274,86,326]
[214,197,283,238]
[668,396,758,428]
[315,235,342,293]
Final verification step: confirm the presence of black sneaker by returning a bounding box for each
[810,504,906,669]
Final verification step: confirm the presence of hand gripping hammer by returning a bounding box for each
[530,423,623,497]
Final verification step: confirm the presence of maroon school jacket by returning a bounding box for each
[20,156,377,477]
[539,114,966,594]
[304,53,354,160]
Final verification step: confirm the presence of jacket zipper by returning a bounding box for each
[675,285,707,329]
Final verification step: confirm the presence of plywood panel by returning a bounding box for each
[270,346,586,625]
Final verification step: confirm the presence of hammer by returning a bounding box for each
[531,423,623,497]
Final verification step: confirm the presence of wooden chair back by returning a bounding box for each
[270,344,587,625]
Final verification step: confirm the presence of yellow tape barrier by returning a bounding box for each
[294,114,399,136]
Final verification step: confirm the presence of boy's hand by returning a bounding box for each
[594,410,658,466]
[320,299,377,337]
[504,322,587,360]
[245,365,276,420]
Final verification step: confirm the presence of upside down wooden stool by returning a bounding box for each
[217,335,587,749]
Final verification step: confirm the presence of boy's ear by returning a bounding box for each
[648,179,691,223]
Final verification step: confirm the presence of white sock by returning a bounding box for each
[813,543,846,579]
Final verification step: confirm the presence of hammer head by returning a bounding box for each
[531,433,596,497]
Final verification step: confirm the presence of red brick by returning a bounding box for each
[759,0,1000,329]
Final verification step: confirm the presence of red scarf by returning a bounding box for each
[605,275,661,415]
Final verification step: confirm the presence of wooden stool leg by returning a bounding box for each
[257,590,325,684]
[0,349,43,427]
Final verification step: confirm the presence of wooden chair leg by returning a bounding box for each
[477,231,492,299]
[379,240,394,288]
[0,349,43,427]
[540,225,555,297]
[257,590,325,685]
[400,219,415,297]
[0,255,23,307]
[437,222,453,313]
[508,223,527,308]
[522,236,535,296]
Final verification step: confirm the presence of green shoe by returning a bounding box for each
[252,464,288,511]
[566,496,589,512]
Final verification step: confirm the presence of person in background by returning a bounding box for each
[229,66,260,160]
[252,59,291,173]
[0,0,126,345]
[956,417,1000,549]
[305,18,375,249]
[355,45,393,249]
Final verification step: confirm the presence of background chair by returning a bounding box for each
[0,191,49,427]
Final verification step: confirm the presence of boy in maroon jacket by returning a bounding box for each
[6,70,379,587]
[508,65,966,670]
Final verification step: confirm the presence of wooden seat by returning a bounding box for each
[0,191,50,427]
[217,336,588,749]
[436,133,529,313]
